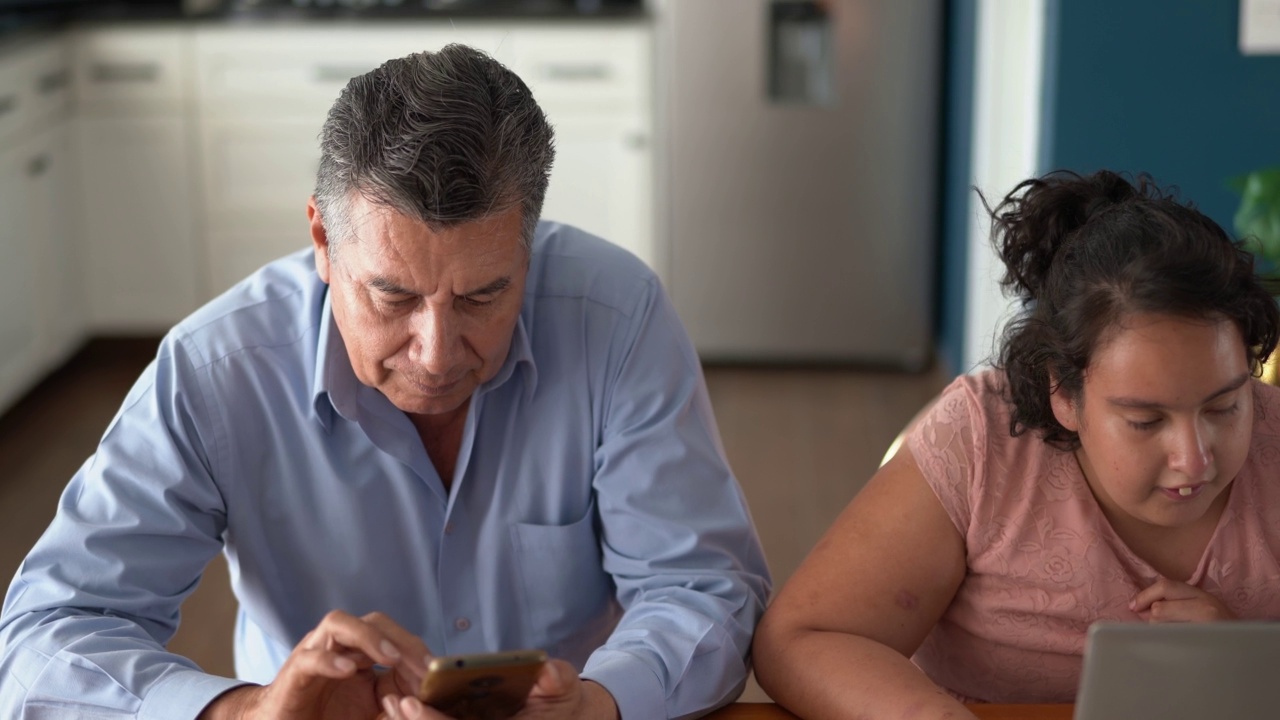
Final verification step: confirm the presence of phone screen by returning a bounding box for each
[417,649,547,720]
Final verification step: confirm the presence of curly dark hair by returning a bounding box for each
[991,169,1280,450]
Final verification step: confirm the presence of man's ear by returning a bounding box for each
[1049,374,1080,432]
[307,196,332,284]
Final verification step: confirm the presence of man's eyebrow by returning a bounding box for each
[367,276,512,297]
[464,277,511,297]
[1107,372,1250,410]
[367,277,414,295]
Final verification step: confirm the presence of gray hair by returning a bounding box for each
[314,44,555,253]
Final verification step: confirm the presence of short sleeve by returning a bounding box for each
[905,375,988,536]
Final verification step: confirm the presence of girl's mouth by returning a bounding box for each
[1161,484,1205,500]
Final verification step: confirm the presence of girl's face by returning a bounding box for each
[1051,313,1253,531]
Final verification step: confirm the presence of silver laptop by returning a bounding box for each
[1074,622,1280,720]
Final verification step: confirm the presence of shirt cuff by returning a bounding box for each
[581,650,665,720]
[139,668,252,720]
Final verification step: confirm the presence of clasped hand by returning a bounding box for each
[200,609,615,720]
[1130,576,1237,622]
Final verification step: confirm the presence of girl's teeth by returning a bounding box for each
[1179,487,1194,496]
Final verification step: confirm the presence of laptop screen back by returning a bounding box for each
[1074,622,1280,720]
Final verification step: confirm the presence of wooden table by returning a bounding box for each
[708,702,1074,719]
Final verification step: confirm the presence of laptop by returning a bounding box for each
[1074,622,1280,720]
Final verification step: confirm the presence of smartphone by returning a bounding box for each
[417,649,548,720]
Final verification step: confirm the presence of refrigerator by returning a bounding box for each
[658,0,942,368]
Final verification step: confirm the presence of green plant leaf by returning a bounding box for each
[1233,168,1280,266]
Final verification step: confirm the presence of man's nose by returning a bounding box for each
[409,306,462,377]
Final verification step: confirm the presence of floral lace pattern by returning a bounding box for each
[906,371,1280,703]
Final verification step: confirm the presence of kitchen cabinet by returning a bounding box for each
[512,27,654,271]
[27,123,82,368]
[192,22,655,296]
[0,35,78,414]
[192,24,514,295]
[0,135,39,413]
[0,19,655,413]
[72,24,202,331]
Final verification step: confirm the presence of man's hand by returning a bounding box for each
[199,610,431,720]
[378,659,620,720]
[1131,577,1238,622]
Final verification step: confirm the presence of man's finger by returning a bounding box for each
[276,647,361,695]
[299,610,406,667]
[528,659,574,700]
[361,611,432,680]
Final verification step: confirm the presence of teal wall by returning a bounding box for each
[1042,0,1280,231]
[937,0,976,376]
[939,0,1280,375]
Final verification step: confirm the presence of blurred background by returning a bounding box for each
[0,0,1278,703]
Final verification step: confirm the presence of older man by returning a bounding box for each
[0,45,770,720]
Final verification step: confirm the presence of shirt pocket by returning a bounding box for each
[509,502,616,663]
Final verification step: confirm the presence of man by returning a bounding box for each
[0,45,771,719]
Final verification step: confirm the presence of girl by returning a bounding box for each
[753,170,1280,718]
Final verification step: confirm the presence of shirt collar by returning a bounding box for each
[482,313,538,402]
[312,292,360,430]
[312,294,539,430]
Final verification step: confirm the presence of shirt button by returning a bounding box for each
[444,522,455,535]
[455,617,471,631]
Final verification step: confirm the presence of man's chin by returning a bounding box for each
[390,384,472,417]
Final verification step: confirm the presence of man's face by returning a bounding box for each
[309,195,528,419]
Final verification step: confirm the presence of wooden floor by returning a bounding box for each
[0,338,946,701]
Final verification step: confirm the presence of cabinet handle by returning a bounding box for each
[314,65,376,83]
[90,61,161,84]
[540,63,612,81]
[38,68,71,95]
[27,153,50,178]
[0,94,16,118]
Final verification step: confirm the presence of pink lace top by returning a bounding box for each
[906,370,1280,703]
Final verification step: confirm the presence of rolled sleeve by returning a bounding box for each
[581,651,666,720]
[139,670,250,720]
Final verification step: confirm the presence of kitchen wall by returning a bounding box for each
[935,0,976,377]
[1042,0,1280,229]
[945,0,1280,376]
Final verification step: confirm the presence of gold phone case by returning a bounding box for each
[417,649,547,720]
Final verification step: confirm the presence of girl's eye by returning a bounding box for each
[1128,418,1161,431]
[1208,402,1239,417]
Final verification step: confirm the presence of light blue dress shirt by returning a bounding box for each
[0,222,771,720]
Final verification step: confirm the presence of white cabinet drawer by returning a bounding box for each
[72,25,190,115]
[193,24,513,119]
[512,27,650,113]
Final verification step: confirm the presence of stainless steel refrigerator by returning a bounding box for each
[658,0,942,368]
